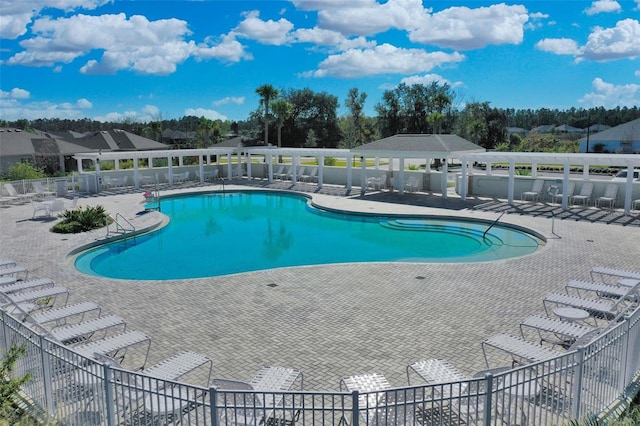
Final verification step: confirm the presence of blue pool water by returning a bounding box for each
[75,191,541,280]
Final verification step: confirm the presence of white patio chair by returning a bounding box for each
[301,167,317,182]
[48,198,66,216]
[550,181,575,204]
[570,182,594,205]
[521,179,544,202]
[31,198,52,218]
[33,181,55,198]
[595,183,618,208]
[404,176,418,192]
[272,165,286,180]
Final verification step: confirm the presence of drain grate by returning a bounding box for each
[267,283,278,288]
[415,276,426,280]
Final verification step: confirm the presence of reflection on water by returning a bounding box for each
[262,220,293,260]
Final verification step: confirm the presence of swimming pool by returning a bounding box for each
[74,191,542,280]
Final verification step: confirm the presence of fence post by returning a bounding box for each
[483,373,494,426]
[571,347,585,421]
[620,315,631,393]
[103,363,116,426]
[351,390,359,426]
[210,387,218,426]
[38,335,55,416]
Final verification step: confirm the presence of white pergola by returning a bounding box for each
[458,152,640,215]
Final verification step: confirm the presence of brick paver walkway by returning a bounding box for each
[1,180,638,391]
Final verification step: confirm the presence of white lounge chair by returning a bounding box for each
[0,278,54,294]
[542,292,623,322]
[1,286,69,309]
[519,315,596,348]
[595,183,618,208]
[0,259,17,268]
[340,372,410,426]
[565,279,633,301]
[33,181,55,198]
[550,181,575,204]
[482,333,564,367]
[301,167,317,182]
[590,267,640,287]
[571,182,594,205]
[4,182,36,202]
[272,165,286,180]
[30,301,101,326]
[73,330,152,370]
[521,179,544,202]
[215,366,303,426]
[0,265,28,280]
[46,314,127,345]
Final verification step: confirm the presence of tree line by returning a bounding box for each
[2,83,639,151]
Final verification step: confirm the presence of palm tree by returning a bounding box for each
[271,99,293,149]
[255,84,279,146]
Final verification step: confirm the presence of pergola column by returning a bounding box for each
[460,161,468,200]
[168,156,174,185]
[133,160,140,189]
[199,155,205,184]
[267,154,273,183]
[441,160,448,198]
[226,153,233,179]
[318,156,324,188]
[398,158,405,195]
[561,159,570,210]
[360,156,366,196]
[247,152,252,180]
[507,161,515,204]
[623,165,634,215]
[531,162,538,178]
[346,155,352,190]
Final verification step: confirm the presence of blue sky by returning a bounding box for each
[1,0,639,123]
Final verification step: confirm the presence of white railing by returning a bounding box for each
[1,306,639,425]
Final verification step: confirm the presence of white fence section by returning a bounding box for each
[1,305,639,425]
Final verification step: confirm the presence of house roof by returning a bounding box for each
[579,118,640,142]
[554,124,584,133]
[352,134,485,158]
[213,136,265,148]
[0,128,169,160]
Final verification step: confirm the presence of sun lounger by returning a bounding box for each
[0,278,54,294]
[482,333,564,367]
[1,286,69,309]
[340,373,411,425]
[74,330,152,370]
[47,314,126,345]
[521,179,544,202]
[543,293,621,321]
[30,301,101,326]
[4,183,36,202]
[519,315,596,348]
[590,266,640,283]
[0,259,17,268]
[0,265,28,280]
[565,279,634,301]
[215,366,303,426]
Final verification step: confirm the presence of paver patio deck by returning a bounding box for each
[0,179,638,391]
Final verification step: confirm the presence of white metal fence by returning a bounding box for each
[1,305,639,425]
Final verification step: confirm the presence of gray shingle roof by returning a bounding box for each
[353,134,485,157]
[580,118,640,142]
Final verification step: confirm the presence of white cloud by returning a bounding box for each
[535,38,579,55]
[584,0,621,16]
[580,19,640,61]
[77,98,92,109]
[537,19,640,62]
[400,73,463,88]
[196,33,253,63]
[213,97,245,106]
[184,108,228,121]
[10,88,31,99]
[0,0,111,39]
[409,4,529,49]
[94,105,163,123]
[303,43,464,78]
[291,27,374,51]
[635,70,640,77]
[5,12,252,75]
[232,10,294,45]
[578,77,640,107]
[0,100,89,121]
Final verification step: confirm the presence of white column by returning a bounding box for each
[508,161,515,205]
[346,155,352,190]
[178,155,184,167]
[583,164,590,180]
[133,160,140,189]
[76,158,83,173]
[441,160,448,198]
[147,157,153,169]
[114,160,120,171]
[247,153,252,180]
[461,161,468,200]
[398,158,405,195]
[360,156,366,196]
[199,155,205,184]
[487,162,492,175]
[318,156,324,188]
[267,154,273,183]
[531,162,538,178]
[623,165,634,215]
[95,159,102,193]
[291,156,298,184]
[226,153,233,179]
[168,156,174,185]
[562,160,570,210]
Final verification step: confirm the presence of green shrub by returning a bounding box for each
[0,345,34,425]
[51,205,110,233]
[324,157,336,166]
[3,163,45,181]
